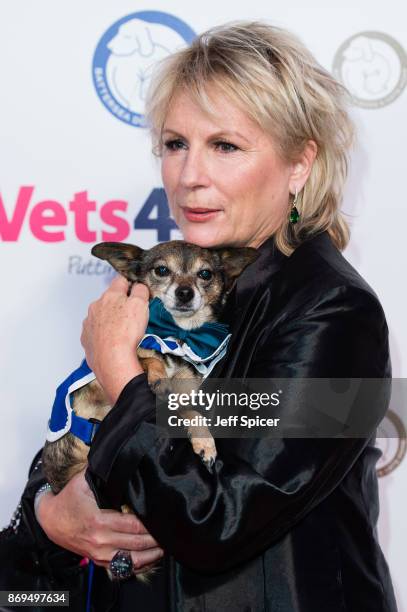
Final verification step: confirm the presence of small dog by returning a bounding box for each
[42,239,257,578]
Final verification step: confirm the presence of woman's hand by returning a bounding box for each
[35,470,164,573]
[81,275,149,404]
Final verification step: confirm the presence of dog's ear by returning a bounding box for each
[91,242,144,281]
[215,247,260,293]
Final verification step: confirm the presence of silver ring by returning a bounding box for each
[109,550,134,580]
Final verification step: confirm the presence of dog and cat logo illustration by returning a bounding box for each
[93,11,196,126]
[333,31,406,108]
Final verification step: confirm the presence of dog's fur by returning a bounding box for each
[42,240,258,578]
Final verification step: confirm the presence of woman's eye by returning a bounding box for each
[154,265,171,277]
[163,139,186,151]
[163,139,238,153]
[214,140,239,153]
[198,269,213,281]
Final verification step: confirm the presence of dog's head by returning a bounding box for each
[92,240,259,328]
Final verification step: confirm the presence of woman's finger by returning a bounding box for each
[88,540,164,564]
[98,509,151,535]
[92,546,164,570]
[130,546,165,571]
[107,274,130,294]
[128,281,150,301]
[100,532,161,551]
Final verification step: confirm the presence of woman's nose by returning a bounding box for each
[179,147,211,189]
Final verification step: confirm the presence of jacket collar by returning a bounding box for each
[207,234,288,379]
[208,231,331,378]
[230,230,333,312]
[223,233,288,319]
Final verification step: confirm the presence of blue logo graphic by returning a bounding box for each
[135,188,178,242]
[92,11,196,127]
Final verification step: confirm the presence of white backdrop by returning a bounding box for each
[1,1,406,609]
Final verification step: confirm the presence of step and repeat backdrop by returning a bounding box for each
[1,1,406,607]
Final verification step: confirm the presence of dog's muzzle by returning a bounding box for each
[175,285,194,304]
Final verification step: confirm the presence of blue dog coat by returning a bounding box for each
[46,298,231,444]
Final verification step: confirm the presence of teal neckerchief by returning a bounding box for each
[144,297,230,360]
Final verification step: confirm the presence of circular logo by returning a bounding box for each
[375,410,407,477]
[93,11,196,127]
[333,31,407,108]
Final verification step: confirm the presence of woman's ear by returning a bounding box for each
[289,139,318,192]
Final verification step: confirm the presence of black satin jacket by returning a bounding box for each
[19,231,398,612]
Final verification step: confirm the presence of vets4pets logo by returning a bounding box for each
[92,11,196,126]
[333,31,407,108]
[0,187,178,243]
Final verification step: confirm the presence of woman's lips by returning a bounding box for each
[182,207,222,223]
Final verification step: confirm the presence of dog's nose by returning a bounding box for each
[175,285,194,304]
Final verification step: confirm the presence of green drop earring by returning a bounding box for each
[289,187,300,224]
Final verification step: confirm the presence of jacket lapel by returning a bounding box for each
[209,235,287,378]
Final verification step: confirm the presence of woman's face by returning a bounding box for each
[161,87,297,249]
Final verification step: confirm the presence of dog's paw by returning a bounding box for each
[134,564,159,584]
[200,449,216,473]
[150,378,172,399]
[191,437,217,473]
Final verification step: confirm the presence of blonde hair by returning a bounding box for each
[145,20,355,255]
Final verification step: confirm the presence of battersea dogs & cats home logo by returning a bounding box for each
[333,31,407,108]
[92,11,196,126]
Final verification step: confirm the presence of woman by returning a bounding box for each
[20,21,397,611]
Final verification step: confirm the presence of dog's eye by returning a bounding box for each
[154,265,171,277]
[197,269,212,281]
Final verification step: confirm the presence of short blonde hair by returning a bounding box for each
[145,20,355,255]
